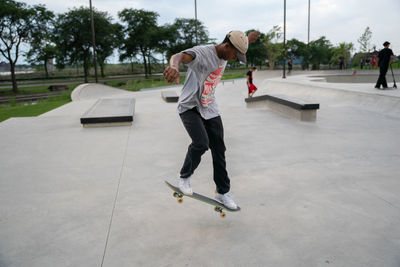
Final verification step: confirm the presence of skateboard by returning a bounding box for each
[165,180,240,218]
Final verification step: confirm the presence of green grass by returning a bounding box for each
[0,94,71,122]
[392,61,400,68]
[0,84,79,96]
[221,71,247,80]
[0,87,74,122]
[123,77,186,91]
[0,85,50,96]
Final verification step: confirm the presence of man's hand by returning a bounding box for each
[248,31,261,44]
[163,52,194,84]
[163,66,180,84]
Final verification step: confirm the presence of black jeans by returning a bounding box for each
[376,65,389,88]
[179,108,230,194]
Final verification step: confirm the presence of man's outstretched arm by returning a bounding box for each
[163,53,194,84]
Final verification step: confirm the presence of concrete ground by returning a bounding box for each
[0,70,399,267]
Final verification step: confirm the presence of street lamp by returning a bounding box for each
[282,0,286,78]
[307,0,310,70]
[194,0,198,45]
[308,0,310,45]
[89,0,98,83]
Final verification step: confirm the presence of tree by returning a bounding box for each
[166,18,211,60]
[54,8,93,82]
[246,30,266,68]
[25,5,55,78]
[263,25,283,70]
[308,36,332,70]
[119,8,159,78]
[54,7,117,82]
[286,38,308,69]
[0,0,43,93]
[358,26,372,53]
[118,12,211,76]
[153,24,179,68]
[145,24,165,76]
[330,42,354,68]
[95,21,122,77]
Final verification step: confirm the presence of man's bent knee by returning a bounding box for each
[191,141,209,154]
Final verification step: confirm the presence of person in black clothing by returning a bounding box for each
[288,57,294,74]
[375,41,394,89]
[339,55,345,70]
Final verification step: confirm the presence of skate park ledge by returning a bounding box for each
[80,98,135,127]
[161,90,179,102]
[245,94,320,122]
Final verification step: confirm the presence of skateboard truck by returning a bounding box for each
[214,206,226,218]
[173,192,184,204]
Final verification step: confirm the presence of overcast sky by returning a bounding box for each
[20,0,400,62]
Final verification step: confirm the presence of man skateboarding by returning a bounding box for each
[375,41,394,89]
[163,30,260,210]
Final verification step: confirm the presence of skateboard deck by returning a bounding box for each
[165,180,240,218]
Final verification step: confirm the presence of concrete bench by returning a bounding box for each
[245,94,319,121]
[161,90,179,102]
[80,98,135,127]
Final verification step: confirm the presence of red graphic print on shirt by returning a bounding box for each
[201,66,224,107]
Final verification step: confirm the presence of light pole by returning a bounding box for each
[194,0,198,45]
[307,0,310,45]
[307,0,310,70]
[282,0,286,78]
[89,0,98,83]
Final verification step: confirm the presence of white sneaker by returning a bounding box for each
[215,193,238,210]
[177,176,193,195]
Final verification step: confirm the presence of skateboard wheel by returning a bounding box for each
[214,206,223,213]
[177,197,183,204]
[220,212,226,218]
[173,192,178,198]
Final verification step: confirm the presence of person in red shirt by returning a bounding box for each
[371,55,377,69]
[246,66,257,98]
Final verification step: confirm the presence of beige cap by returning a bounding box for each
[227,30,248,63]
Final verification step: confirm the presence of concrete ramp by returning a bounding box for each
[71,83,132,101]
[80,98,135,127]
